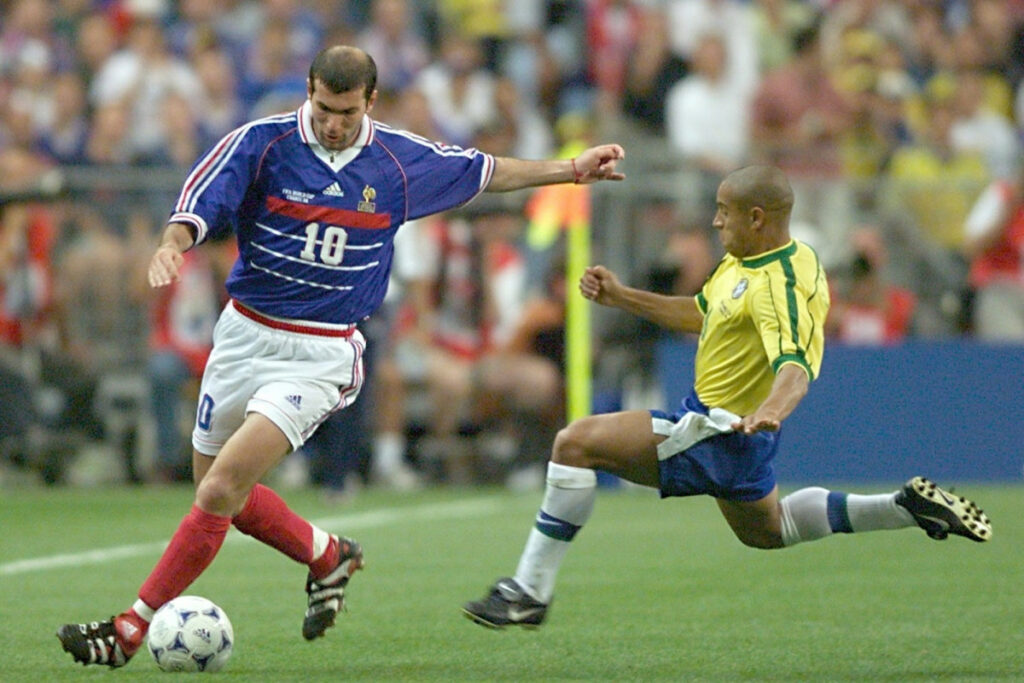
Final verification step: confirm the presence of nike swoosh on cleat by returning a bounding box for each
[937,490,955,506]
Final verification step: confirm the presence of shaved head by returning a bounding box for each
[713,165,795,257]
[722,165,794,216]
[309,45,377,100]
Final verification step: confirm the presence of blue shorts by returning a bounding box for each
[651,391,779,502]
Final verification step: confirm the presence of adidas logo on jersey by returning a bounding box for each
[286,394,303,409]
[323,182,344,197]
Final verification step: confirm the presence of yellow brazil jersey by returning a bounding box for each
[693,239,829,416]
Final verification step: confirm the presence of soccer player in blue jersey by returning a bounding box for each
[57,45,626,668]
[463,165,993,629]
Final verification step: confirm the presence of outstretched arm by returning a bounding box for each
[148,221,197,288]
[732,363,809,434]
[579,265,703,334]
[486,144,625,192]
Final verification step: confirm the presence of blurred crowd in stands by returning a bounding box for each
[1,0,1023,491]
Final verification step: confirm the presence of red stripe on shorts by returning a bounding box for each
[232,300,355,338]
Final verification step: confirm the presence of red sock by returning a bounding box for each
[113,610,149,655]
[232,484,336,572]
[309,535,340,581]
[138,505,231,610]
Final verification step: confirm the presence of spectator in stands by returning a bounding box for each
[156,93,201,168]
[617,6,687,134]
[475,256,567,491]
[435,0,509,72]
[970,0,1020,70]
[818,0,910,73]
[830,35,912,206]
[89,16,203,164]
[143,233,235,483]
[750,22,854,264]
[492,77,554,161]
[494,0,566,117]
[7,39,57,145]
[252,0,325,69]
[663,224,717,297]
[0,147,58,354]
[826,226,917,345]
[902,2,951,87]
[71,11,120,90]
[407,210,530,484]
[749,0,817,73]
[962,166,1024,340]
[665,32,751,207]
[0,146,101,482]
[166,0,235,62]
[238,20,308,117]
[415,31,498,148]
[356,0,429,93]
[950,68,1020,181]
[83,101,133,166]
[0,0,74,77]
[191,46,243,150]
[664,0,760,98]
[584,0,650,118]
[886,89,989,253]
[38,72,89,165]
[365,216,437,491]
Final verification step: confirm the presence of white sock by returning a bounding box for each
[514,462,596,603]
[779,487,832,546]
[132,599,155,622]
[845,492,915,531]
[780,487,916,546]
[373,432,406,473]
[310,525,331,561]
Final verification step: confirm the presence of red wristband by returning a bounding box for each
[571,157,583,184]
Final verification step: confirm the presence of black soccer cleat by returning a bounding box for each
[463,577,549,629]
[896,476,992,542]
[57,616,141,668]
[303,536,364,640]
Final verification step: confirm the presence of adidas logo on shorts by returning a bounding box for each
[286,394,303,409]
[323,182,344,197]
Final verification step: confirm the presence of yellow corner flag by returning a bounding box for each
[525,141,591,421]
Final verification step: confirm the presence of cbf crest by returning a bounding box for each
[732,278,748,299]
[358,185,376,213]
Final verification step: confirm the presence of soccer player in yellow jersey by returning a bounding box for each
[464,165,993,628]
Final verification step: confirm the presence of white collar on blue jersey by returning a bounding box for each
[297,99,375,171]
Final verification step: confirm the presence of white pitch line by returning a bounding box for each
[0,496,505,576]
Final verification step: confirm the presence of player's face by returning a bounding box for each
[712,182,755,257]
[308,78,377,151]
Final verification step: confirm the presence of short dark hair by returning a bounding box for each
[308,46,377,101]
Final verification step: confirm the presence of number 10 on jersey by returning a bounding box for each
[300,222,348,265]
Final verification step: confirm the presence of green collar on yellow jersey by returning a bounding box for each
[740,240,797,269]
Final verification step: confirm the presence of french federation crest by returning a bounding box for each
[358,185,376,213]
[732,278,748,299]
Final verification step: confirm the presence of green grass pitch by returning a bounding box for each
[3,482,1022,681]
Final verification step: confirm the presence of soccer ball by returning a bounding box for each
[147,596,234,673]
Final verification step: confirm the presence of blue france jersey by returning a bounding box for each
[169,101,495,324]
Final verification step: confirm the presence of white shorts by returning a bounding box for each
[191,301,365,455]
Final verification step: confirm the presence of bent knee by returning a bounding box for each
[551,423,594,469]
[195,475,248,516]
[735,530,785,550]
